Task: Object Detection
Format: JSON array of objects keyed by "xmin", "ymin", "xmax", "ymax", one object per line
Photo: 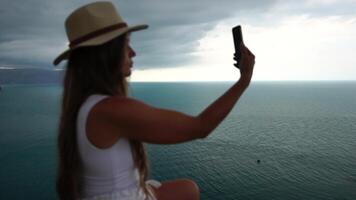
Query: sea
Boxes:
[{"xmin": 0, "ymin": 81, "xmax": 355, "ymax": 200}]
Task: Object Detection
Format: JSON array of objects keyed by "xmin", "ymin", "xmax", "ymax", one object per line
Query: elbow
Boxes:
[
  {"xmin": 199, "ymin": 127, "xmax": 211, "ymax": 139},
  {"xmin": 195, "ymin": 116, "xmax": 210, "ymax": 139},
  {"xmin": 198, "ymin": 131, "xmax": 209, "ymax": 139}
]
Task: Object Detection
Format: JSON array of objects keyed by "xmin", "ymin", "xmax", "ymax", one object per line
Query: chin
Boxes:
[{"xmin": 124, "ymin": 72, "xmax": 131, "ymax": 77}]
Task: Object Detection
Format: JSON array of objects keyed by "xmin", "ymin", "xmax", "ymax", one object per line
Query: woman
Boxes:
[{"xmin": 54, "ymin": 2, "xmax": 255, "ymax": 200}]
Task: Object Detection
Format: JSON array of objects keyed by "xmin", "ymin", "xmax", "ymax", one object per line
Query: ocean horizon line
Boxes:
[{"xmin": 1, "ymin": 80, "xmax": 356, "ymax": 87}]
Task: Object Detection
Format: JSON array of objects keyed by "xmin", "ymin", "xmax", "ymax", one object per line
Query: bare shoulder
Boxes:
[
  {"xmin": 95, "ymin": 96, "xmax": 148, "ymax": 116},
  {"xmin": 85, "ymin": 96, "xmax": 136, "ymax": 148},
  {"xmin": 92, "ymin": 96, "xmax": 151, "ymax": 126}
]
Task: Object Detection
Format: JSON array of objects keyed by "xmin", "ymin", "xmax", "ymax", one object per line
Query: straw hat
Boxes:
[{"xmin": 53, "ymin": 1, "xmax": 148, "ymax": 66}]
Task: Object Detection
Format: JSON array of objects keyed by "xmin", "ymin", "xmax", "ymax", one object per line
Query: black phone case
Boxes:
[{"xmin": 232, "ymin": 25, "xmax": 243, "ymax": 69}]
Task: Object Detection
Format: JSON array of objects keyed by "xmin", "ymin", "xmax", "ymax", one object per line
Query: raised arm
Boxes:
[
  {"xmin": 100, "ymin": 43, "xmax": 255, "ymax": 144},
  {"xmin": 198, "ymin": 43, "xmax": 255, "ymax": 138}
]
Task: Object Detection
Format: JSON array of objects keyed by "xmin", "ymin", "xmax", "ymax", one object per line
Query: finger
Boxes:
[
  {"xmin": 239, "ymin": 42, "xmax": 244, "ymax": 48},
  {"xmin": 240, "ymin": 45, "xmax": 248, "ymax": 54},
  {"xmin": 239, "ymin": 42, "xmax": 246, "ymax": 50},
  {"xmin": 245, "ymin": 46, "xmax": 255, "ymax": 57}
]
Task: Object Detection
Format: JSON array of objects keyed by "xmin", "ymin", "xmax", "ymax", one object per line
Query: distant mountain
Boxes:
[{"xmin": 0, "ymin": 68, "xmax": 65, "ymax": 85}]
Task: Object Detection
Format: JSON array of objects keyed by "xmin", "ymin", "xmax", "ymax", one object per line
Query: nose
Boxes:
[{"xmin": 129, "ymin": 46, "xmax": 136, "ymax": 57}]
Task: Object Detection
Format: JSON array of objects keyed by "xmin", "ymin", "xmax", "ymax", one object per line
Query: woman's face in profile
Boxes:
[{"xmin": 121, "ymin": 33, "xmax": 136, "ymax": 77}]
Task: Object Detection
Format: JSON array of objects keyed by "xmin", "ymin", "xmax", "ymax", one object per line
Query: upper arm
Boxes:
[{"xmin": 100, "ymin": 97, "xmax": 204, "ymax": 144}]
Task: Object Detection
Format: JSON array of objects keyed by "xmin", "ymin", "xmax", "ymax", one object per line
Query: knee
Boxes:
[{"xmin": 180, "ymin": 178, "xmax": 200, "ymax": 200}]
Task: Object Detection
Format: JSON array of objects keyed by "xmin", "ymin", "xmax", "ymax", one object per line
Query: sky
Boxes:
[{"xmin": 0, "ymin": 0, "xmax": 355, "ymax": 81}]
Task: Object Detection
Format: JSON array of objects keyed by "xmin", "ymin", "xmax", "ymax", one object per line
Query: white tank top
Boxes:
[{"xmin": 76, "ymin": 94, "xmax": 140, "ymax": 198}]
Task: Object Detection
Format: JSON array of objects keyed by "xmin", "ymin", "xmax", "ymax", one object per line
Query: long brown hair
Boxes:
[{"xmin": 56, "ymin": 33, "xmax": 154, "ymax": 200}]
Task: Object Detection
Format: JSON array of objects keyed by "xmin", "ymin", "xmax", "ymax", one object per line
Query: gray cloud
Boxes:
[
  {"xmin": 0, "ymin": 0, "xmax": 277, "ymax": 69},
  {"xmin": 276, "ymin": 0, "xmax": 356, "ymax": 16}
]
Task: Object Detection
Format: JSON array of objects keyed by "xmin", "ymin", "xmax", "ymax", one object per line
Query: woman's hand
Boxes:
[{"xmin": 234, "ymin": 43, "xmax": 255, "ymax": 86}]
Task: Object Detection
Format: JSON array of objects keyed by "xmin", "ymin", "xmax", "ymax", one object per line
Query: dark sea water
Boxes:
[{"xmin": 0, "ymin": 82, "xmax": 355, "ymax": 200}]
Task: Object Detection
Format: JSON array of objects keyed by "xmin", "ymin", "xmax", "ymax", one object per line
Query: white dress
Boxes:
[{"xmin": 76, "ymin": 94, "xmax": 162, "ymax": 200}]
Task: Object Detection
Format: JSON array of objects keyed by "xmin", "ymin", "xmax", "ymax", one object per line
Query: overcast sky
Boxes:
[{"xmin": 0, "ymin": 0, "xmax": 355, "ymax": 81}]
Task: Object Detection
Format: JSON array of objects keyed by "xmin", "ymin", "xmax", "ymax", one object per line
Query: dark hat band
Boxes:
[{"xmin": 69, "ymin": 22, "xmax": 128, "ymax": 48}]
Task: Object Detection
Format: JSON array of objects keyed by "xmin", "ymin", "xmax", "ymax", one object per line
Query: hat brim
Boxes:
[{"xmin": 53, "ymin": 24, "xmax": 148, "ymax": 66}]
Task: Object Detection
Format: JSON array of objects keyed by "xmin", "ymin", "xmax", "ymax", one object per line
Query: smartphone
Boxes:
[{"xmin": 232, "ymin": 25, "xmax": 243, "ymax": 69}]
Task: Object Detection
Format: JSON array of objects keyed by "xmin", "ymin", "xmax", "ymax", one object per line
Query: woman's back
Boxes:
[{"xmin": 76, "ymin": 94, "xmax": 140, "ymax": 198}]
